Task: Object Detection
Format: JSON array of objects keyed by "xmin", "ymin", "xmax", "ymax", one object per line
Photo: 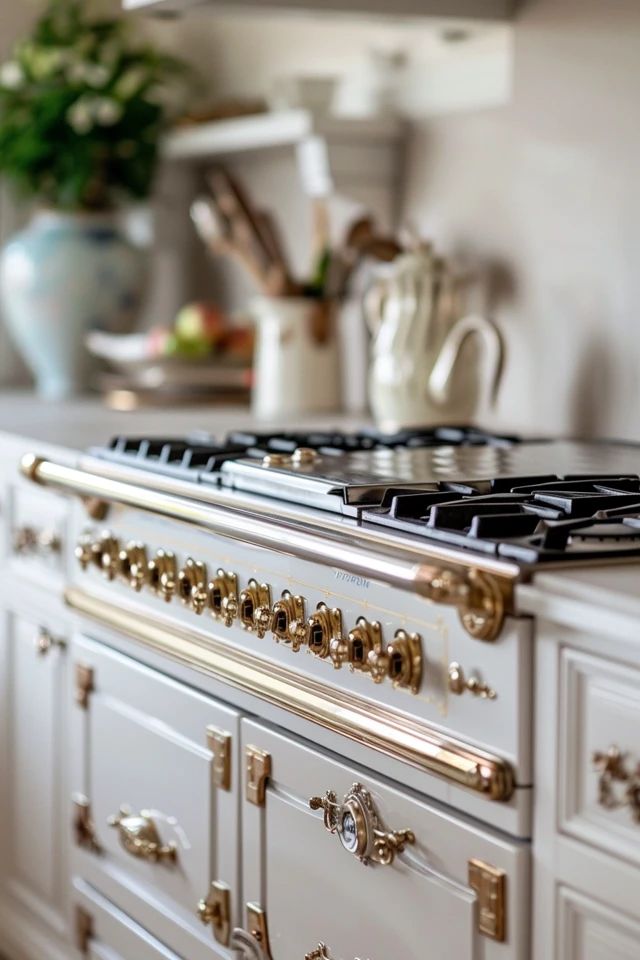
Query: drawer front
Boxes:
[
  {"xmin": 238, "ymin": 719, "xmax": 530, "ymax": 960},
  {"xmin": 71, "ymin": 634, "xmax": 240, "ymax": 959},
  {"xmin": 0, "ymin": 608, "xmax": 69, "ymax": 937},
  {"xmin": 74, "ymin": 878, "xmax": 183, "ymax": 960},
  {"xmin": 7, "ymin": 482, "xmax": 67, "ymax": 584},
  {"xmin": 557, "ymin": 886, "xmax": 640, "ymax": 960},
  {"xmin": 559, "ymin": 648, "xmax": 640, "ymax": 865}
]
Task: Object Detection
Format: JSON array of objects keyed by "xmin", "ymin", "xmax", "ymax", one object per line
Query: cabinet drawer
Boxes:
[
  {"xmin": 71, "ymin": 635, "xmax": 240, "ymax": 960},
  {"xmin": 556, "ymin": 885, "xmax": 640, "ymax": 960},
  {"xmin": 238, "ymin": 719, "xmax": 530, "ymax": 960},
  {"xmin": 559, "ymin": 648, "xmax": 640, "ymax": 866},
  {"xmin": 74, "ymin": 878, "xmax": 183, "ymax": 960},
  {"xmin": 6, "ymin": 482, "xmax": 67, "ymax": 584}
]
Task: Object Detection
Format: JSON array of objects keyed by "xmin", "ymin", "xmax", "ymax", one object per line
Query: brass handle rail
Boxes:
[
  {"xmin": 22, "ymin": 454, "xmax": 513, "ymax": 641},
  {"xmin": 65, "ymin": 586, "xmax": 515, "ymax": 802}
]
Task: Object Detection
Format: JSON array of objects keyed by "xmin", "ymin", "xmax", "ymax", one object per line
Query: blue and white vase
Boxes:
[{"xmin": 0, "ymin": 210, "xmax": 144, "ymax": 399}]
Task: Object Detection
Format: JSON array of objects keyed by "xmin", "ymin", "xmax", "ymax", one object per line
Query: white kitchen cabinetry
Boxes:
[
  {"xmin": 69, "ymin": 634, "xmax": 241, "ymax": 960},
  {"xmin": 0, "ymin": 607, "xmax": 71, "ymax": 956},
  {"xmin": 239, "ymin": 719, "xmax": 530, "ymax": 959},
  {"xmin": 556, "ymin": 887, "xmax": 640, "ymax": 960},
  {"xmin": 124, "ymin": 0, "xmax": 514, "ymax": 22}
]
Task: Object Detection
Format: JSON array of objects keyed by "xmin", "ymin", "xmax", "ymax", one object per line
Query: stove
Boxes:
[{"xmin": 91, "ymin": 427, "xmax": 640, "ymax": 568}]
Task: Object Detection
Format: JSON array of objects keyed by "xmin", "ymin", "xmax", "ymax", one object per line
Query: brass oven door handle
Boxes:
[
  {"xmin": 107, "ymin": 807, "xmax": 177, "ymax": 863},
  {"xmin": 309, "ymin": 782, "xmax": 415, "ymax": 866}
]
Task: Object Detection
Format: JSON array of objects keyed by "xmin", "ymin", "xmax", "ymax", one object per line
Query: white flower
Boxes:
[
  {"xmin": 94, "ymin": 97, "xmax": 123, "ymax": 126},
  {"xmin": 0, "ymin": 61, "xmax": 25, "ymax": 90},
  {"xmin": 67, "ymin": 97, "xmax": 94, "ymax": 135},
  {"xmin": 115, "ymin": 66, "xmax": 148, "ymax": 100},
  {"xmin": 85, "ymin": 63, "xmax": 111, "ymax": 89}
]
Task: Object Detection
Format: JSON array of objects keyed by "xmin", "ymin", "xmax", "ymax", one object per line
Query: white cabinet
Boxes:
[
  {"xmin": 70, "ymin": 635, "xmax": 240, "ymax": 960},
  {"xmin": 556, "ymin": 887, "xmax": 640, "ymax": 960},
  {"xmin": 238, "ymin": 719, "xmax": 530, "ymax": 959},
  {"xmin": 0, "ymin": 609, "xmax": 70, "ymax": 941}
]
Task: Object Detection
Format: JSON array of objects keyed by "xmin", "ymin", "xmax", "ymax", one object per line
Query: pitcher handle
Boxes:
[{"xmin": 428, "ymin": 314, "xmax": 503, "ymax": 407}]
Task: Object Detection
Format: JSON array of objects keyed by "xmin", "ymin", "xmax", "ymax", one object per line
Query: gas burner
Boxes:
[{"xmin": 90, "ymin": 429, "xmax": 640, "ymax": 567}]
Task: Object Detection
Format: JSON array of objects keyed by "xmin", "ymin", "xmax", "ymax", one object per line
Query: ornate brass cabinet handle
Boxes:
[
  {"xmin": 107, "ymin": 807, "xmax": 177, "ymax": 863},
  {"xmin": 448, "ymin": 662, "xmax": 497, "ymax": 700},
  {"xmin": 309, "ymin": 783, "xmax": 415, "ymax": 866},
  {"xmin": 593, "ymin": 746, "xmax": 640, "ymax": 823},
  {"xmin": 13, "ymin": 524, "xmax": 61, "ymax": 556},
  {"xmin": 34, "ymin": 626, "xmax": 66, "ymax": 656}
]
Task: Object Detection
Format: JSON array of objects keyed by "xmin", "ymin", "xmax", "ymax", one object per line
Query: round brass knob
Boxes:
[
  {"xmin": 221, "ymin": 594, "xmax": 238, "ymax": 627},
  {"xmin": 329, "ymin": 637, "xmax": 349, "ymax": 669},
  {"xmin": 74, "ymin": 535, "xmax": 93, "ymax": 571},
  {"xmin": 118, "ymin": 542, "xmax": 148, "ymax": 591},
  {"xmin": 289, "ymin": 618, "xmax": 309, "ymax": 652},
  {"xmin": 367, "ymin": 646, "xmax": 390, "ymax": 685},
  {"xmin": 448, "ymin": 662, "xmax": 496, "ymax": 700},
  {"xmin": 34, "ymin": 627, "xmax": 66, "ymax": 657},
  {"xmin": 254, "ymin": 604, "xmax": 272, "ymax": 639},
  {"xmin": 148, "ymin": 550, "xmax": 177, "ymax": 602},
  {"xmin": 177, "ymin": 558, "xmax": 208, "ymax": 608},
  {"xmin": 95, "ymin": 533, "xmax": 120, "ymax": 581}
]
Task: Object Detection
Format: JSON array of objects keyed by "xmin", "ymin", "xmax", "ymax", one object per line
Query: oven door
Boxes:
[{"xmin": 238, "ymin": 719, "xmax": 530, "ymax": 960}]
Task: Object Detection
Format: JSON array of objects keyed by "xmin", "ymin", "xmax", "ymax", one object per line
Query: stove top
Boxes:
[{"xmin": 91, "ymin": 426, "xmax": 640, "ymax": 567}]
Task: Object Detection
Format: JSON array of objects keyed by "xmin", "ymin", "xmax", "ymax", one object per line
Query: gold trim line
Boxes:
[{"xmin": 64, "ymin": 586, "xmax": 515, "ymax": 802}]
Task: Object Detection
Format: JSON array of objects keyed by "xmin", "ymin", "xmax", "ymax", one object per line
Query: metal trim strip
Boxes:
[{"xmin": 64, "ymin": 585, "xmax": 515, "ymax": 802}]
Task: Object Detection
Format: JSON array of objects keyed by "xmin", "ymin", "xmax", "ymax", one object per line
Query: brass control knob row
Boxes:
[{"xmin": 74, "ymin": 533, "xmax": 423, "ymax": 694}]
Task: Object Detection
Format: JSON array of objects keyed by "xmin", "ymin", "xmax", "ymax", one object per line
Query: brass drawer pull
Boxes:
[
  {"xmin": 197, "ymin": 881, "xmax": 231, "ymax": 946},
  {"xmin": 14, "ymin": 525, "xmax": 61, "ymax": 556},
  {"xmin": 310, "ymin": 782, "xmax": 415, "ymax": 866},
  {"xmin": 593, "ymin": 746, "xmax": 640, "ymax": 823},
  {"xmin": 34, "ymin": 626, "xmax": 66, "ymax": 657},
  {"xmin": 107, "ymin": 807, "xmax": 177, "ymax": 863},
  {"xmin": 448, "ymin": 662, "xmax": 496, "ymax": 700}
]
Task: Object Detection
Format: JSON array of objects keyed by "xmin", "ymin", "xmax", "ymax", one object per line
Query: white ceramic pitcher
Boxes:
[{"xmin": 365, "ymin": 249, "xmax": 503, "ymax": 431}]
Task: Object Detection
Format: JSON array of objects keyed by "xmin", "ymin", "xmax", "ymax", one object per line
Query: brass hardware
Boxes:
[
  {"xmin": 207, "ymin": 725, "xmax": 231, "ymax": 791},
  {"xmin": 198, "ymin": 881, "xmax": 231, "ymax": 946},
  {"xmin": 308, "ymin": 603, "xmax": 343, "ymax": 660},
  {"xmin": 423, "ymin": 567, "xmax": 506, "ymax": 642},
  {"xmin": 306, "ymin": 947, "xmax": 332, "ymax": 960},
  {"xmin": 75, "ymin": 663, "xmax": 94, "ymax": 710},
  {"xmin": 239, "ymin": 580, "xmax": 272, "ymax": 637},
  {"xmin": 72, "ymin": 793, "xmax": 102, "ymax": 854},
  {"xmin": 386, "ymin": 629, "xmax": 423, "ymax": 694},
  {"xmin": 292, "ymin": 447, "xmax": 320, "ymax": 465},
  {"xmin": 94, "ymin": 531, "xmax": 121, "ymax": 581},
  {"xmin": 65, "ymin": 587, "xmax": 516, "ymax": 801},
  {"xmin": 448, "ymin": 662, "xmax": 497, "ymax": 700},
  {"xmin": 178, "ymin": 557, "xmax": 208, "ymax": 611},
  {"xmin": 271, "ymin": 591, "xmax": 305, "ymax": 644},
  {"xmin": 13, "ymin": 525, "xmax": 61, "ymax": 556},
  {"xmin": 208, "ymin": 569, "xmax": 239, "ymax": 625},
  {"xmin": 118, "ymin": 541, "xmax": 148, "ymax": 591},
  {"xmin": 245, "ymin": 745, "xmax": 271, "ymax": 806},
  {"xmin": 34, "ymin": 626, "xmax": 66, "ymax": 656},
  {"xmin": 310, "ymin": 782, "xmax": 415, "ymax": 866},
  {"xmin": 347, "ymin": 617, "xmax": 378, "ymax": 672},
  {"xmin": 74, "ymin": 904, "xmax": 94, "ymax": 956},
  {"xmin": 24, "ymin": 456, "xmax": 517, "ymax": 642},
  {"xmin": 148, "ymin": 549, "xmax": 177, "ymax": 602},
  {"xmin": 593, "ymin": 746, "xmax": 640, "ymax": 823},
  {"xmin": 82, "ymin": 495, "xmax": 109, "ymax": 521},
  {"xmin": 468, "ymin": 858, "xmax": 506, "ymax": 941},
  {"xmin": 75, "ymin": 534, "xmax": 94, "ymax": 570},
  {"xmin": 261, "ymin": 453, "xmax": 290, "ymax": 467},
  {"xmin": 107, "ymin": 807, "xmax": 177, "ymax": 863},
  {"xmin": 231, "ymin": 903, "xmax": 273, "ymax": 960}
]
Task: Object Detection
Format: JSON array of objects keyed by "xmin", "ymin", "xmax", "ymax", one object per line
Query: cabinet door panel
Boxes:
[
  {"xmin": 72, "ymin": 634, "xmax": 240, "ymax": 960},
  {"xmin": 240, "ymin": 719, "xmax": 529, "ymax": 960},
  {"xmin": 0, "ymin": 610, "xmax": 68, "ymax": 936},
  {"xmin": 557, "ymin": 886, "xmax": 640, "ymax": 960}
]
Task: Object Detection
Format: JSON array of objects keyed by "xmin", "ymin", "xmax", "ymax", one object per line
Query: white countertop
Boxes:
[{"xmin": 0, "ymin": 390, "xmax": 364, "ymax": 451}]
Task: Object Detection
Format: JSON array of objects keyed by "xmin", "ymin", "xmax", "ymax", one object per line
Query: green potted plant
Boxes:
[{"xmin": 0, "ymin": 0, "xmax": 189, "ymax": 398}]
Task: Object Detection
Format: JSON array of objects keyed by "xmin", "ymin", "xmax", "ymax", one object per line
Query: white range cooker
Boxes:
[{"xmin": 1, "ymin": 410, "xmax": 639, "ymax": 960}]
